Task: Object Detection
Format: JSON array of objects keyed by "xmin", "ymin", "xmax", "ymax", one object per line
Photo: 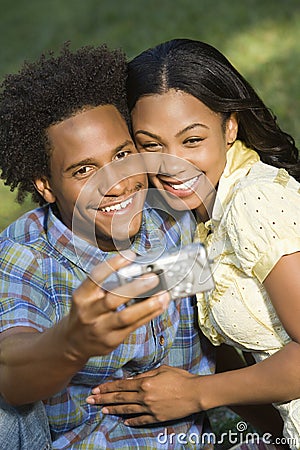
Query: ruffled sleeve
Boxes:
[{"xmin": 226, "ymin": 169, "xmax": 300, "ymax": 282}]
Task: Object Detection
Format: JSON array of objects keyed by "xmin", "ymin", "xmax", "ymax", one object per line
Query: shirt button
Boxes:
[{"xmin": 159, "ymin": 335, "xmax": 165, "ymax": 346}]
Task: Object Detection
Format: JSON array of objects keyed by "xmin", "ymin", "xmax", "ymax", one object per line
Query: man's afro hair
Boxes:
[{"xmin": 0, "ymin": 43, "xmax": 129, "ymax": 204}]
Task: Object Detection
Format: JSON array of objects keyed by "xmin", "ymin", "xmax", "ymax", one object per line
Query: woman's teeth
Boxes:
[
  {"xmin": 100, "ymin": 197, "xmax": 133, "ymax": 212},
  {"xmin": 169, "ymin": 175, "xmax": 199, "ymax": 190}
]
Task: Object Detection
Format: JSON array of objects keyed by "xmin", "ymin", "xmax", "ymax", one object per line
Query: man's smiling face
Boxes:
[{"xmin": 36, "ymin": 105, "xmax": 147, "ymax": 251}]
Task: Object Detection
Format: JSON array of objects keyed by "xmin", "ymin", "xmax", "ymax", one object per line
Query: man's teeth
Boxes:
[
  {"xmin": 169, "ymin": 176, "xmax": 199, "ymax": 190},
  {"xmin": 100, "ymin": 197, "xmax": 133, "ymax": 212}
]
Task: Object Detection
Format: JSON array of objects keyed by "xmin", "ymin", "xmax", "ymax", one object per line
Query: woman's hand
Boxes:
[{"xmin": 86, "ymin": 365, "xmax": 201, "ymax": 426}]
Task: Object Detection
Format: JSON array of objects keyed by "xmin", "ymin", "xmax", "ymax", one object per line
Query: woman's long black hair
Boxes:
[{"xmin": 127, "ymin": 38, "xmax": 300, "ymax": 181}]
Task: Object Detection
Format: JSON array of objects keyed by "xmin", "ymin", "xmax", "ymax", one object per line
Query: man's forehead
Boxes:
[
  {"xmin": 49, "ymin": 104, "xmax": 124, "ymax": 130},
  {"xmin": 47, "ymin": 105, "xmax": 132, "ymax": 153}
]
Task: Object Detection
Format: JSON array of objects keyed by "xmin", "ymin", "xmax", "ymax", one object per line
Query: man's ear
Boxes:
[
  {"xmin": 226, "ymin": 113, "xmax": 238, "ymax": 146},
  {"xmin": 34, "ymin": 177, "xmax": 56, "ymax": 203}
]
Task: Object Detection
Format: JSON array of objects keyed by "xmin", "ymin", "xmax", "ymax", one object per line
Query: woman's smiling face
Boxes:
[{"xmin": 132, "ymin": 89, "xmax": 237, "ymax": 220}]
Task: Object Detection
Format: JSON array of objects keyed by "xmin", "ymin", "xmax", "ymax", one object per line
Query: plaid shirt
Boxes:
[{"xmin": 0, "ymin": 197, "xmax": 215, "ymax": 449}]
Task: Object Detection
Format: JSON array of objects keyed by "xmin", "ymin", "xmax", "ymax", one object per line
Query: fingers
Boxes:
[
  {"xmin": 82, "ymin": 250, "xmax": 136, "ymax": 293},
  {"xmin": 123, "ymin": 415, "xmax": 157, "ymax": 426},
  {"xmin": 86, "ymin": 291, "xmax": 169, "ymax": 353},
  {"xmin": 87, "ymin": 391, "xmax": 143, "ymax": 406},
  {"xmin": 108, "ymin": 291, "xmax": 169, "ymax": 330},
  {"xmin": 91, "ymin": 378, "xmax": 141, "ymax": 396},
  {"xmin": 92, "ymin": 250, "xmax": 137, "ymax": 285},
  {"xmin": 133, "ymin": 369, "xmax": 161, "ymax": 379},
  {"xmin": 68, "ymin": 253, "xmax": 171, "ymax": 357},
  {"xmin": 73, "ymin": 251, "xmax": 167, "ymax": 318},
  {"xmin": 86, "ymin": 371, "xmax": 161, "ymax": 405},
  {"xmin": 85, "ymin": 389, "xmax": 158, "ymax": 426},
  {"xmin": 91, "ymin": 368, "xmax": 161, "ymax": 395},
  {"xmin": 72, "ymin": 252, "xmax": 135, "ymax": 313},
  {"xmin": 111, "ymin": 273, "xmax": 159, "ymax": 302},
  {"xmin": 103, "ymin": 404, "xmax": 158, "ymax": 427}
]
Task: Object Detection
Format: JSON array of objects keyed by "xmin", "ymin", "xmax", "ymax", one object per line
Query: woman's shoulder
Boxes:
[
  {"xmin": 232, "ymin": 161, "xmax": 300, "ymax": 203},
  {"xmin": 244, "ymin": 160, "xmax": 295, "ymax": 183},
  {"xmin": 224, "ymin": 160, "xmax": 300, "ymax": 244}
]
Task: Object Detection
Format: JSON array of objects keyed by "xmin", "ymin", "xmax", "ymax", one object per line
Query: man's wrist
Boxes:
[{"xmin": 48, "ymin": 316, "xmax": 88, "ymax": 368}]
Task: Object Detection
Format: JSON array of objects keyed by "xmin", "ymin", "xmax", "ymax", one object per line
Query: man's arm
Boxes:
[{"xmin": 0, "ymin": 253, "xmax": 169, "ymax": 405}]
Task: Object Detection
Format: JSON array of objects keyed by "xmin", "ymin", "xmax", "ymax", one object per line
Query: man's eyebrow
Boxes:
[
  {"xmin": 64, "ymin": 158, "xmax": 97, "ymax": 173},
  {"xmin": 64, "ymin": 140, "xmax": 134, "ymax": 173},
  {"xmin": 135, "ymin": 123, "xmax": 209, "ymax": 140},
  {"xmin": 114, "ymin": 139, "xmax": 134, "ymax": 153}
]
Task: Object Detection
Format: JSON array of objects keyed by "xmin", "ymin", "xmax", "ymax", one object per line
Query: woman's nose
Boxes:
[
  {"xmin": 159, "ymin": 153, "xmax": 187, "ymax": 176},
  {"xmin": 141, "ymin": 152, "xmax": 188, "ymax": 177}
]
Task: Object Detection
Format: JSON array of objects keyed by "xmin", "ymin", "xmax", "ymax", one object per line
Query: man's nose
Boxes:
[
  {"xmin": 97, "ymin": 171, "xmax": 130, "ymax": 197},
  {"xmin": 96, "ymin": 156, "xmax": 145, "ymax": 196}
]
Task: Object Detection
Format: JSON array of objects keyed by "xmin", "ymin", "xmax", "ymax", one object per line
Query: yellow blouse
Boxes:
[{"xmin": 195, "ymin": 140, "xmax": 300, "ymax": 445}]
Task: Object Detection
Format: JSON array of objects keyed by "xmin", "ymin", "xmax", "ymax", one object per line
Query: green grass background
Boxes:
[
  {"xmin": 0, "ymin": 0, "xmax": 298, "ymax": 441},
  {"xmin": 1, "ymin": 0, "xmax": 300, "ymax": 231}
]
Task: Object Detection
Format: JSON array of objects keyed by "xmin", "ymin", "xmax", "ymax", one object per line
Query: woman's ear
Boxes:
[
  {"xmin": 226, "ymin": 113, "xmax": 238, "ymax": 146},
  {"xmin": 34, "ymin": 177, "xmax": 56, "ymax": 203}
]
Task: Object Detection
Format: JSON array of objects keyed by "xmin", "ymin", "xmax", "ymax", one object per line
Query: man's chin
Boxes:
[
  {"xmin": 109, "ymin": 226, "xmax": 141, "ymax": 249},
  {"xmin": 93, "ymin": 221, "xmax": 142, "ymax": 252}
]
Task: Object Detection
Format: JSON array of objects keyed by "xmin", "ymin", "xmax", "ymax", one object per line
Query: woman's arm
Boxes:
[
  {"xmin": 216, "ymin": 345, "xmax": 284, "ymax": 436},
  {"xmin": 87, "ymin": 252, "xmax": 300, "ymax": 426},
  {"xmin": 200, "ymin": 251, "xmax": 300, "ymax": 410},
  {"xmin": 0, "ymin": 254, "xmax": 169, "ymax": 406}
]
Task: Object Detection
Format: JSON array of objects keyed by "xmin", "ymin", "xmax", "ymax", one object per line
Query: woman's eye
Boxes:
[
  {"xmin": 140, "ymin": 142, "xmax": 161, "ymax": 152},
  {"xmin": 183, "ymin": 137, "xmax": 204, "ymax": 145}
]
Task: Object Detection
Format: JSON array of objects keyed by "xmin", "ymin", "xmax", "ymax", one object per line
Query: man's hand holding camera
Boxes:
[{"xmin": 64, "ymin": 251, "xmax": 171, "ymax": 363}]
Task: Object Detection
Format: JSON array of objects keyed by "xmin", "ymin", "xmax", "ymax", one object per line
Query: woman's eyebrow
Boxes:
[
  {"xmin": 134, "ymin": 123, "xmax": 209, "ymax": 140},
  {"xmin": 175, "ymin": 123, "xmax": 209, "ymax": 138},
  {"xmin": 134, "ymin": 130, "xmax": 159, "ymax": 139}
]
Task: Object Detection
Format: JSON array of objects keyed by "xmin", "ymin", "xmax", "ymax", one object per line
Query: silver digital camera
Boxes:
[{"xmin": 102, "ymin": 243, "xmax": 214, "ymax": 303}]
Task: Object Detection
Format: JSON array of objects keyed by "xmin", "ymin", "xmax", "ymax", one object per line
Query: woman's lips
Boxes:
[{"xmin": 158, "ymin": 174, "xmax": 202, "ymax": 197}]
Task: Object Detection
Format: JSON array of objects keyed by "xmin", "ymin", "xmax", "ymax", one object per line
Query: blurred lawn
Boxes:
[
  {"xmin": 0, "ymin": 0, "xmax": 298, "ymax": 440},
  {"xmin": 1, "ymin": 0, "xmax": 300, "ymax": 230}
]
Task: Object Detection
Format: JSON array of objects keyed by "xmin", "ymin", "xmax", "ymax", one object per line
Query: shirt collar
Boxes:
[
  {"xmin": 46, "ymin": 203, "xmax": 166, "ymax": 274},
  {"xmin": 46, "ymin": 208, "xmax": 103, "ymax": 273},
  {"xmin": 211, "ymin": 140, "xmax": 260, "ymax": 223}
]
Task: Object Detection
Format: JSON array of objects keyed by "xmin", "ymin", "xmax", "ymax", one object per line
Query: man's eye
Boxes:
[
  {"xmin": 114, "ymin": 150, "xmax": 130, "ymax": 160},
  {"xmin": 73, "ymin": 166, "xmax": 94, "ymax": 177}
]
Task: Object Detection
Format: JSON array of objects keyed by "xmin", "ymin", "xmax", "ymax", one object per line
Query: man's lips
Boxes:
[{"xmin": 91, "ymin": 193, "xmax": 137, "ymax": 214}]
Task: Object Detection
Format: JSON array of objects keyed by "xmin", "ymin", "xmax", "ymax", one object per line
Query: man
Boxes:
[{"xmin": 0, "ymin": 44, "xmax": 214, "ymax": 449}]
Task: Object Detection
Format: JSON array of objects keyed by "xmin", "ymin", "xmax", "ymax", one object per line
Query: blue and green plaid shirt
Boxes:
[{"xmin": 0, "ymin": 199, "xmax": 215, "ymax": 449}]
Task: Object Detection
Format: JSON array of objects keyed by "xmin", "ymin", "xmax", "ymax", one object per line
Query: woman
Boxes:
[{"xmin": 87, "ymin": 39, "xmax": 300, "ymax": 446}]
